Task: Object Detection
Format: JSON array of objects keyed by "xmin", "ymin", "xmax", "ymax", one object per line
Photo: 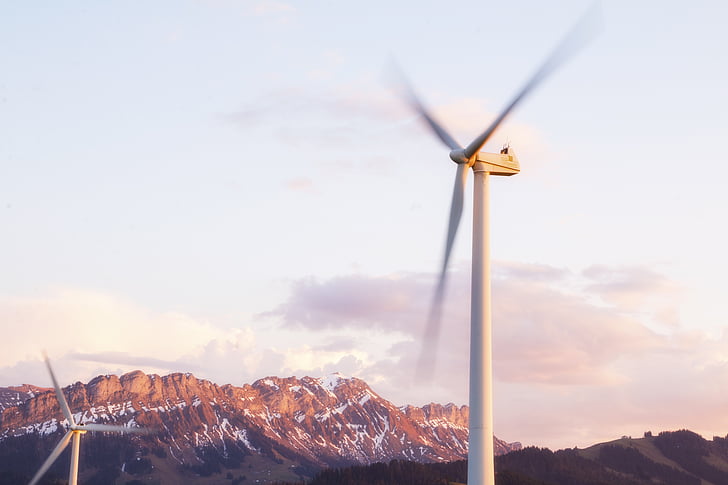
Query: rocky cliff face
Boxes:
[
  {"xmin": 0, "ymin": 384, "xmax": 50, "ymax": 413},
  {"xmin": 0, "ymin": 371, "xmax": 521, "ymax": 470}
]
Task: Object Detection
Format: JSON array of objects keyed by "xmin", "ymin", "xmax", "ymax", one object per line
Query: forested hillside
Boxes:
[{"xmin": 272, "ymin": 430, "xmax": 728, "ymax": 485}]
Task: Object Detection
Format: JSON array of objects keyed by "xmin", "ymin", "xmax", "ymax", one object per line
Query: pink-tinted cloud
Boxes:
[
  {"xmin": 495, "ymin": 330, "xmax": 728, "ymax": 448},
  {"xmin": 581, "ymin": 264, "xmax": 682, "ymax": 327},
  {"xmin": 3, "ymin": 264, "xmax": 725, "ymax": 450},
  {"xmin": 492, "ymin": 265, "xmax": 665, "ymax": 385},
  {"xmin": 263, "ymin": 272, "xmax": 432, "ymax": 332},
  {"xmin": 425, "ymin": 97, "xmax": 548, "ymax": 157},
  {"xmin": 269, "ymin": 263, "xmax": 669, "ymax": 387},
  {"xmin": 494, "ymin": 261, "xmax": 569, "ymax": 282},
  {"xmin": 252, "ymin": 261, "xmax": 728, "ymax": 448},
  {"xmin": 0, "ymin": 289, "xmax": 229, "ymax": 369},
  {"xmin": 0, "ymin": 289, "xmax": 267, "ymax": 387},
  {"xmin": 263, "ymin": 263, "xmax": 724, "ymax": 449}
]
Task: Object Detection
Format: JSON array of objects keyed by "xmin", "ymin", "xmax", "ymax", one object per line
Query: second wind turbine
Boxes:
[{"xmin": 399, "ymin": 9, "xmax": 596, "ymax": 485}]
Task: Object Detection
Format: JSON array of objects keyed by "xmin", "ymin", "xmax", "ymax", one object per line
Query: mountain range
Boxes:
[
  {"xmin": 6, "ymin": 370, "xmax": 725, "ymax": 485},
  {"xmin": 0, "ymin": 370, "xmax": 520, "ymax": 483}
]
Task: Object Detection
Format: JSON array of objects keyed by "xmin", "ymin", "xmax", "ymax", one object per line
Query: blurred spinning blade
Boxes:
[{"xmin": 396, "ymin": 3, "xmax": 600, "ymax": 379}]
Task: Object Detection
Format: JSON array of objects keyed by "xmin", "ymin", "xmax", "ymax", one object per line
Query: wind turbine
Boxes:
[
  {"xmin": 29, "ymin": 354, "xmax": 151, "ymax": 485},
  {"xmin": 398, "ymin": 9, "xmax": 597, "ymax": 485}
]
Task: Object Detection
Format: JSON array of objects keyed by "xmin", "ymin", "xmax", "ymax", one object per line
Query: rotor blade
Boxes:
[
  {"xmin": 42, "ymin": 352, "xmax": 75, "ymax": 426},
  {"xmin": 28, "ymin": 430, "xmax": 73, "ymax": 485},
  {"xmin": 391, "ymin": 64, "xmax": 461, "ymax": 151},
  {"xmin": 463, "ymin": 3, "xmax": 600, "ymax": 159},
  {"xmin": 441, "ymin": 162, "xmax": 468, "ymax": 279},
  {"xmin": 417, "ymin": 163, "xmax": 469, "ymax": 378},
  {"xmin": 82, "ymin": 423, "xmax": 154, "ymax": 435}
]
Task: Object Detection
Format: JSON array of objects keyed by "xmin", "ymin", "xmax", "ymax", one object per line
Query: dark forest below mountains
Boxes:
[
  {"xmin": 268, "ymin": 430, "xmax": 728, "ymax": 485},
  {"xmin": 4, "ymin": 429, "xmax": 728, "ymax": 484}
]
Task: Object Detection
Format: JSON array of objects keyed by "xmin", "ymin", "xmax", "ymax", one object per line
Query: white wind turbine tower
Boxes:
[
  {"xmin": 399, "ymin": 8, "xmax": 597, "ymax": 485},
  {"xmin": 28, "ymin": 354, "xmax": 151, "ymax": 485}
]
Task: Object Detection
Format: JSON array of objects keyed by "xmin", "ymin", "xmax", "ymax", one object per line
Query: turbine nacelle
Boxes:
[
  {"xmin": 474, "ymin": 148, "xmax": 520, "ymax": 176},
  {"xmin": 448, "ymin": 147, "xmax": 520, "ymax": 176}
]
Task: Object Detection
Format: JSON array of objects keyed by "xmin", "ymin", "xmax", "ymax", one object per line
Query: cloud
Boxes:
[
  {"xmin": 2, "ymin": 264, "xmax": 726, "ymax": 450},
  {"xmin": 267, "ymin": 263, "xmax": 669, "ymax": 388},
  {"xmin": 263, "ymin": 272, "xmax": 431, "ymax": 332},
  {"xmin": 251, "ymin": 260, "xmax": 728, "ymax": 449},
  {"xmin": 496, "ymin": 328, "xmax": 728, "ymax": 448},
  {"xmin": 0, "ymin": 289, "xmax": 262, "ymax": 386},
  {"xmin": 224, "ymin": 84, "xmax": 407, "ymax": 131},
  {"xmin": 492, "ymin": 264, "xmax": 666, "ymax": 385},
  {"xmin": 581, "ymin": 264, "xmax": 682, "ymax": 327},
  {"xmin": 0, "ymin": 289, "xmax": 223, "ymax": 366},
  {"xmin": 281, "ymin": 345, "xmax": 368, "ymax": 378},
  {"xmin": 428, "ymin": 97, "xmax": 548, "ymax": 156},
  {"xmin": 70, "ymin": 351, "xmax": 188, "ymax": 371},
  {"xmin": 221, "ymin": 85, "xmax": 411, "ymax": 174},
  {"xmin": 494, "ymin": 260, "xmax": 569, "ymax": 282},
  {"xmin": 172, "ymin": 328, "xmax": 278, "ymax": 386},
  {"xmin": 222, "ymin": 82, "xmax": 553, "ymax": 187},
  {"xmin": 311, "ymin": 336, "xmax": 359, "ymax": 352}
]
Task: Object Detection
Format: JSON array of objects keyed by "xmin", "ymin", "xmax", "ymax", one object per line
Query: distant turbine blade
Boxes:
[
  {"xmin": 28, "ymin": 430, "xmax": 73, "ymax": 485},
  {"xmin": 82, "ymin": 423, "xmax": 153, "ymax": 434},
  {"xmin": 463, "ymin": 3, "xmax": 600, "ymax": 159},
  {"xmin": 391, "ymin": 65, "xmax": 461, "ymax": 151},
  {"xmin": 418, "ymin": 162, "xmax": 469, "ymax": 378},
  {"xmin": 43, "ymin": 352, "xmax": 75, "ymax": 426}
]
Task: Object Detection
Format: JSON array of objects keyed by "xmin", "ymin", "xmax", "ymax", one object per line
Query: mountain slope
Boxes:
[{"xmin": 0, "ymin": 384, "xmax": 50, "ymax": 413}]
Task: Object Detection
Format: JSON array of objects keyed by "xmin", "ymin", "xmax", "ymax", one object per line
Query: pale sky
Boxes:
[{"xmin": 2, "ymin": 0, "xmax": 728, "ymax": 450}]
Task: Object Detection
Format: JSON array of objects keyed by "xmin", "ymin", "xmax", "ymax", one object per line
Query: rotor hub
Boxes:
[{"xmin": 448, "ymin": 148, "xmax": 471, "ymax": 165}]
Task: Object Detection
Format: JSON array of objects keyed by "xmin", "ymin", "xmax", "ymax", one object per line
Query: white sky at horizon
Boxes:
[{"xmin": 2, "ymin": 0, "xmax": 728, "ymax": 450}]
